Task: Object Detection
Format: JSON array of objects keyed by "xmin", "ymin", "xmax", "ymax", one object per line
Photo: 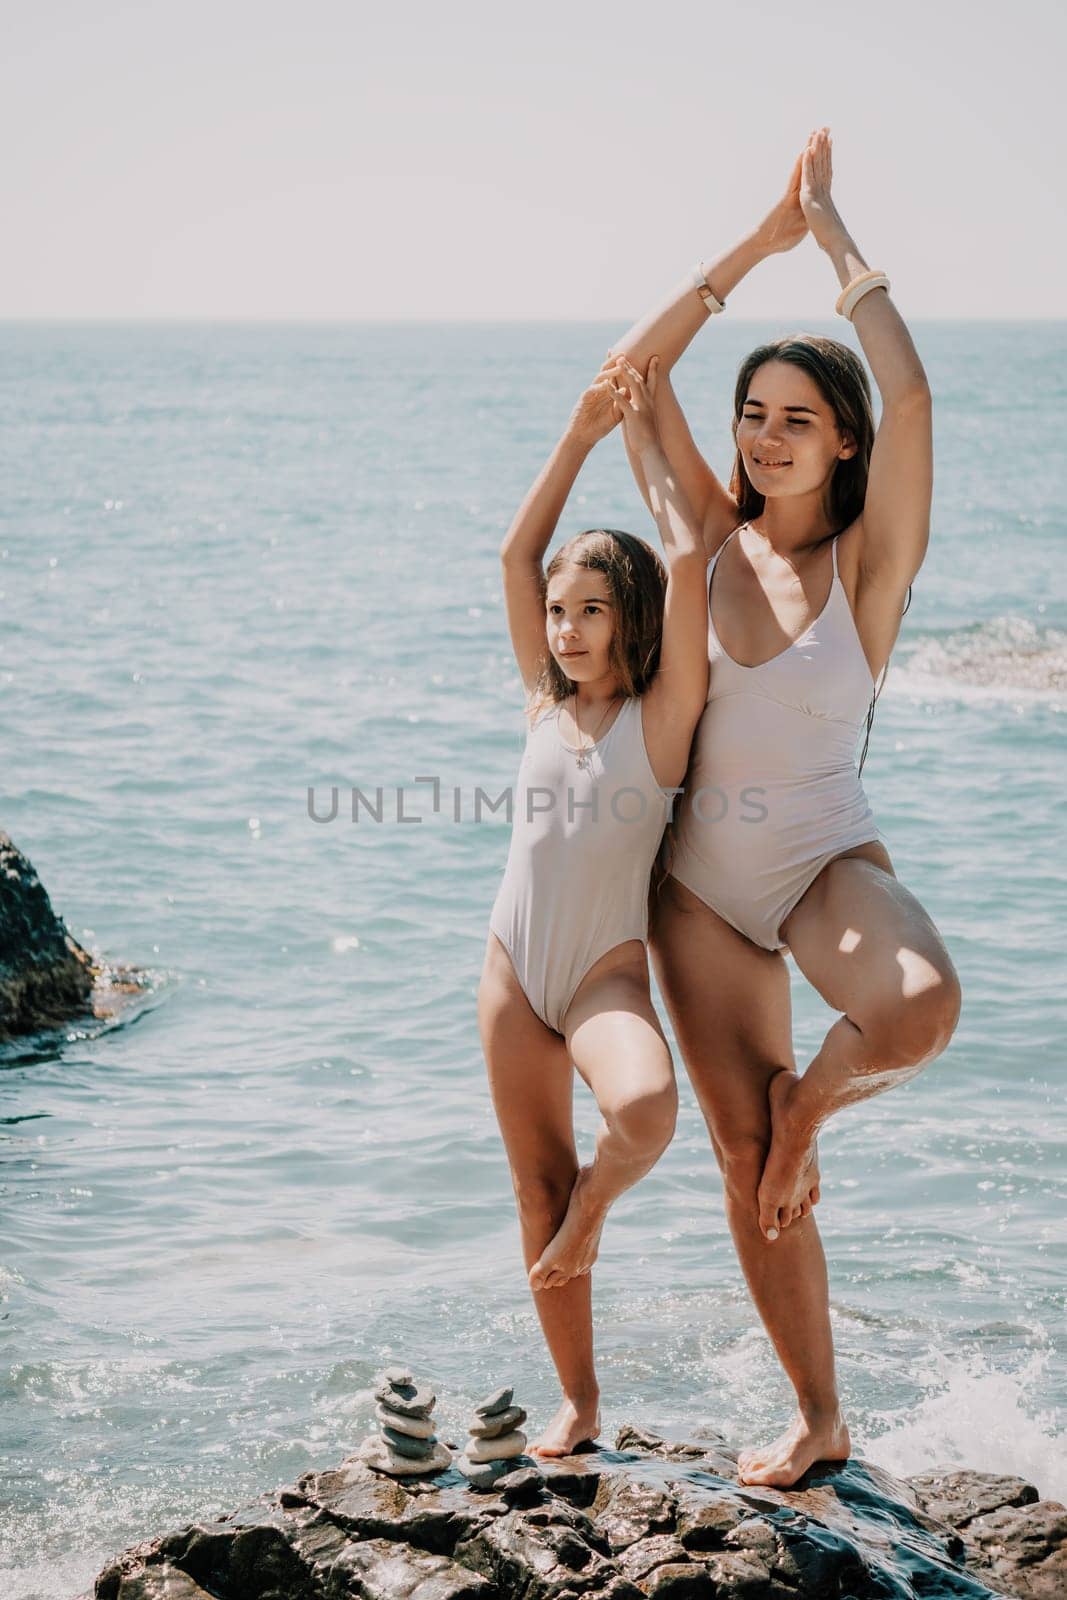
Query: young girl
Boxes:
[
  {"xmin": 478, "ymin": 356, "xmax": 708, "ymax": 1458},
  {"xmin": 610, "ymin": 127, "xmax": 962, "ymax": 1488}
]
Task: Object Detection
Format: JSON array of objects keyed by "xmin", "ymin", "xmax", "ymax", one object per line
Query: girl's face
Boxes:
[
  {"xmin": 545, "ymin": 563, "xmax": 617, "ymax": 683},
  {"xmin": 736, "ymin": 360, "xmax": 855, "ymax": 499}
]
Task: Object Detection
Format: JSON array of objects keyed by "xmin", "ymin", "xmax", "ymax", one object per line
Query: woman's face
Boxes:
[
  {"xmin": 736, "ymin": 360, "xmax": 855, "ymax": 499},
  {"xmin": 545, "ymin": 563, "xmax": 616, "ymax": 684}
]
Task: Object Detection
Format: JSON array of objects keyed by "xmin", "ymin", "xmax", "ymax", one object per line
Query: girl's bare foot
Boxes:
[
  {"xmin": 528, "ymin": 1393, "xmax": 602, "ymax": 1457},
  {"xmin": 528, "ymin": 1165, "xmax": 606, "ymax": 1291},
  {"xmin": 737, "ymin": 1407, "xmax": 850, "ymax": 1488},
  {"xmin": 757, "ymin": 1069, "xmax": 821, "ymax": 1240}
]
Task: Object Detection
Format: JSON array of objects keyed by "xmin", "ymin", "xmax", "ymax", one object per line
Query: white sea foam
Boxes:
[
  {"xmin": 855, "ymin": 1347, "xmax": 1067, "ymax": 1504},
  {"xmin": 890, "ymin": 617, "xmax": 1067, "ymax": 709}
]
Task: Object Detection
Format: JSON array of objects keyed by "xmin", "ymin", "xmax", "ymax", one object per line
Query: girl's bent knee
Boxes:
[{"xmin": 610, "ymin": 1082, "xmax": 678, "ymax": 1156}]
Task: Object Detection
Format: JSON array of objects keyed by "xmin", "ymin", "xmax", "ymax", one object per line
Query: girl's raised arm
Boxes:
[
  {"xmin": 607, "ymin": 355, "xmax": 709, "ymax": 789},
  {"xmin": 802, "ymin": 128, "xmax": 932, "ymax": 600},
  {"xmin": 609, "ymin": 148, "xmax": 809, "ymax": 544},
  {"xmin": 499, "ymin": 378, "xmax": 618, "ymax": 696}
]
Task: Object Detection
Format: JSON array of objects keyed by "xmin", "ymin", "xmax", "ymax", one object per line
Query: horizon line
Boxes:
[{"xmin": 1, "ymin": 314, "xmax": 1064, "ymax": 326}]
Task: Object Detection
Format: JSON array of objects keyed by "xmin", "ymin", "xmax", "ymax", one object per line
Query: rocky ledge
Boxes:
[{"xmin": 86, "ymin": 1422, "xmax": 1065, "ymax": 1599}]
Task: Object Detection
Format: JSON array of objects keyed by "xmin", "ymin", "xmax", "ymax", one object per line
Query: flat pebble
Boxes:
[
  {"xmin": 357, "ymin": 1434, "xmax": 452, "ymax": 1477},
  {"xmin": 374, "ymin": 1402, "xmax": 435, "ymax": 1439},
  {"xmin": 381, "ymin": 1426, "xmax": 437, "ymax": 1460},
  {"xmin": 379, "ymin": 1365, "xmax": 413, "ymax": 1388},
  {"xmin": 372, "ymin": 1380, "xmax": 435, "ymax": 1417},
  {"xmin": 473, "ymin": 1386, "xmax": 514, "ymax": 1418},
  {"xmin": 465, "ymin": 1429, "xmax": 527, "ymax": 1464},
  {"xmin": 469, "ymin": 1405, "xmax": 527, "ymax": 1439}
]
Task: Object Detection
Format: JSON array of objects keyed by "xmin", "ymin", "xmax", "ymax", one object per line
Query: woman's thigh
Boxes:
[
  {"xmin": 650, "ymin": 877, "xmax": 795, "ymax": 1161},
  {"xmin": 780, "ymin": 849, "xmax": 961, "ymax": 1055},
  {"xmin": 478, "ymin": 933, "xmax": 578, "ymax": 1185}
]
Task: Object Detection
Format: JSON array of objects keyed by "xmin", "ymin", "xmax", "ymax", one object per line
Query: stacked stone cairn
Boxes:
[
  {"xmin": 357, "ymin": 1366, "xmax": 452, "ymax": 1477},
  {"xmin": 455, "ymin": 1384, "xmax": 531, "ymax": 1489}
]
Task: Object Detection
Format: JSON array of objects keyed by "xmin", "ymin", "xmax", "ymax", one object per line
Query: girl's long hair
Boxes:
[{"xmin": 526, "ymin": 528, "xmax": 667, "ymax": 721}]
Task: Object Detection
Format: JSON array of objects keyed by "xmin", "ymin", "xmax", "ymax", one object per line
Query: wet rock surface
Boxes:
[
  {"xmin": 83, "ymin": 1422, "xmax": 1065, "ymax": 1598},
  {"xmin": 0, "ymin": 830, "xmax": 145, "ymax": 1040}
]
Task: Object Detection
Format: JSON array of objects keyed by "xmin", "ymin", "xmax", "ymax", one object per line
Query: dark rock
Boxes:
[
  {"xmin": 89, "ymin": 1421, "xmax": 1058, "ymax": 1599},
  {"xmin": 645, "ymin": 1564, "xmax": 719, "ymax": 1598},
  {"xmin": 0, "ymin": 830, "xmax": 96, "ymax": 1038},
  {"xmin": 614, "ymin": 1532, "xmax": 691, "ymax": 1582},
  {"xmin": 909, "ymin": 1469, "xmax": 1042, "ymax": 1528},
  {"xmin": 957, "ymin": 1497, "xmax": 1067, "ymax": 1598},
  {"xmin": 592, "ymin": 1475, "xmax": 677, "ymax": 1551},
  {"xmin": 0, "ymin": 830, "xmax": 148, "ymax": 1041},
  {"xmin": 499, "ymin": 1465, "xmax": 547, "ymax": 1507},
  {"xmin": 453, "ymin": 1501, "xmax": 637, "ymax": 1598},
  {"xmin": 327, "ymin": 1535, "xmax": 495, "ymax": 1598},
  {"xmin": 455, "ymin": 1456, "xmax": 518, "ymax": 1492},
  {"xmin": 93, "ymin": 1559, "xmax": 217, "ymax": 1598}
]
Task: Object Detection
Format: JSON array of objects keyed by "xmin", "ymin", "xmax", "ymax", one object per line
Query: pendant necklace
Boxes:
[{"xmin": 572, "ymin": 694, "xmax": 620, "ymax": 772}]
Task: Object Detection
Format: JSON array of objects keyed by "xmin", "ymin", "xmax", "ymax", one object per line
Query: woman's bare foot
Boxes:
[
  {"xmin": 528, "ymin": 1393, "xmax": 602, "ymax": 1457},
  {"xmin": 528, "ymin": 1165, "xmax": 606, "ymax": 1291},
  {"xmin": 737, "ymin": 1407, "xmax": 850, "ymax": 1488},
  {"xmin": 757, "ymin": 1070, "xmax": 821, "ymax": 1241}
]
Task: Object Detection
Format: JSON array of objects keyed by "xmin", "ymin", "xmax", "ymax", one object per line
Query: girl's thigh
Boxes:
[
  {"xmin": 562, "ymin": 941, "xmax": 675, "ymax": 1119},
  {"xmin": 478, "ymin": 933, "xmax": 577, "ymax": 1180},
  {"xmin": 649, "ymin": 877, "xmax": 795, "ymax": 1159}
]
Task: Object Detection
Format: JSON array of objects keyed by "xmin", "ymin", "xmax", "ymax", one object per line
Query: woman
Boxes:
[
  {"xmin": 572, "ymin": 128, "xmax": 961, "ymax": 1487},
  {"xmin": 478, "ymin": 356, "xmax": 709, "ymax": 1456}
]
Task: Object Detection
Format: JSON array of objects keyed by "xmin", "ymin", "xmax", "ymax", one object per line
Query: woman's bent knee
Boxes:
[
  {"xmin": 512, "ymin": 1170, "xmax": 577, "ymax": 1228},
  {"xmin": 863, "ymin": 961, "xmax": 962, "ymax": 1069},
  {"xmin": 717, "ymin": 1132, "xmax": 771, "ymax": 1199}
]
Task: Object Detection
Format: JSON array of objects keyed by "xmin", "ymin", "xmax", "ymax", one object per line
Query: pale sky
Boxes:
[{"xmin": 4, "ymin": 0, "xmax": 1064, "ymax": 319}]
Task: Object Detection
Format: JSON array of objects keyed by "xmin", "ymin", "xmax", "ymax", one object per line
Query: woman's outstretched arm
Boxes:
[
  {"xmin": 499, "ymin": 377, "xmax": 618, "ymax": 695},
  {"xmin": 802, "ymin": 127, "xmax": 932, "ymax": 593},
  {"xmin": 612, "ymin": 147, "xmax": 810, "ymax": 538}
]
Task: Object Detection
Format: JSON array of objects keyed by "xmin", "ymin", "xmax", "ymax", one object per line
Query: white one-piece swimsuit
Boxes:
[
  {"xmin": 670, "ymin": 529, "xmax": 884, "ymax": 952},
  {"xmin": 490, "ymin": 694, "xmax": 670, "ymax": 1035}
]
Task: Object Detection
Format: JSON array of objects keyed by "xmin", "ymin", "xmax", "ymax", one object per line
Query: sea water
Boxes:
[{"xmin": 0, "ymin": 321, "xmax": 1064, "ymax": 1598}]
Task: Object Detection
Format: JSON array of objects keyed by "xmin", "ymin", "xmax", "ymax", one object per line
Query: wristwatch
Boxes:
[{"xmin": 692, "ymin": 262, "xmax": 726, "ymax": 314}]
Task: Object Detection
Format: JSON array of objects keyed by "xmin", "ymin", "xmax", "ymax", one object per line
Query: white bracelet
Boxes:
[
  {"xmin": 692, "ymin": 261, "xmax": 726, "ymax": 315},
  {"xmin": 836, "ymin": 270, "xmax": 890, "ymax": 321}
]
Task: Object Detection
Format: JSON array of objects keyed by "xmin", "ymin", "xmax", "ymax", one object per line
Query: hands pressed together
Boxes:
[{"xmin": 568, "ymin": 126, "xmax": 843, "ymax": 447}]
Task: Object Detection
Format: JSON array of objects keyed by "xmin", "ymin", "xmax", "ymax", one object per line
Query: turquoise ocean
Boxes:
[{"xmin": 1, "ymin": 321, "xmax": 1064, "ymax": 1598}]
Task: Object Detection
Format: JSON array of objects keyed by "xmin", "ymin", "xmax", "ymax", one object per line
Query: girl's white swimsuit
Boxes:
[
  {"xmin": 490, "ymin": 694, "xmax": 669, "ymax": 1035},
  {"xmin": 670, "ymin": 529, "xmax": 884, "ymax": 951}
]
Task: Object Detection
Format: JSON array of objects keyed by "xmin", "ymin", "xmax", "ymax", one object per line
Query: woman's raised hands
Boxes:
[
  {"xmin": 752, "ymin": 142, "xmax": 809, "ymax": 256},
  {"xmin": 799, "ymin": 126, "xmax": 844, "ymax": 251}
]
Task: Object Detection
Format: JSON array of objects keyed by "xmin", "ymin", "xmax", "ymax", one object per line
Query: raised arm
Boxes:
[
  {"xmin": 499, "ymin": 377, "xmax": 618, "ymax": 696},
  {"xmin": 611, "ymin": 147, "xmax": 810, "ymax": 545},
  {"xmin": 607, "ymin": 355, "xmax": 709, "ymax": 789},
  {"xmin": 802, "ymin": 127, "xmax": 932, "ymax": 598}
]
